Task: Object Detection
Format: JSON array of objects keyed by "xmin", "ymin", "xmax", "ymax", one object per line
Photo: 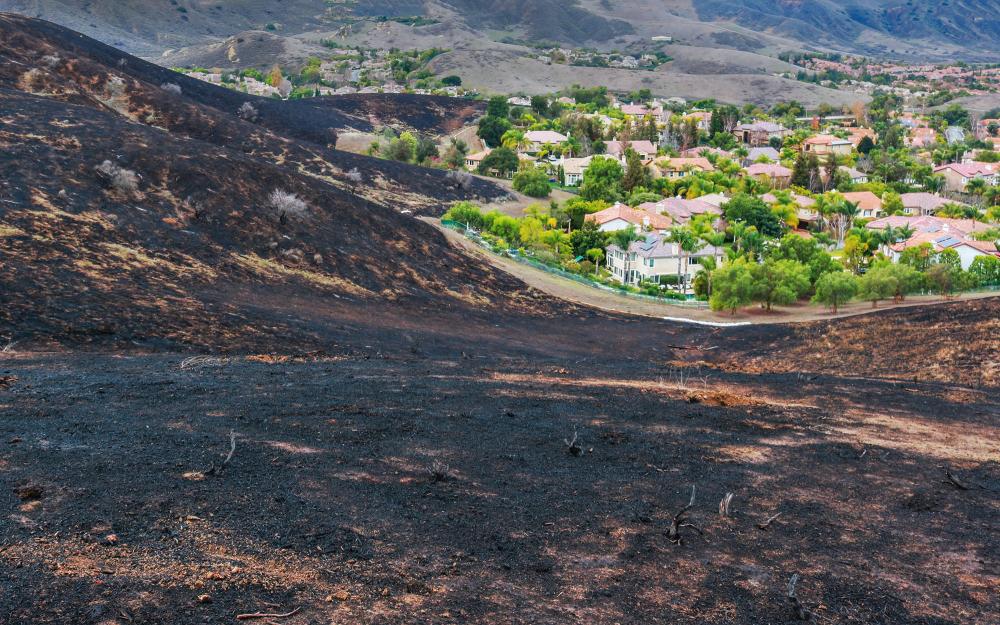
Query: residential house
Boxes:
[
  {"xmin": 465, "ymin": 148, "xmax": 491, "ymax": 171},
  {"xmin": 974, "ymin": 118, "xmax": 999, "ymax": 140},
  {"xmin": 906, "ymin": 127, "xmax": 936, "ymax": 148},
  {"xmin": 802, "ymin": 134, "xmax": 853, "ymax": 157},
  {"xmin": 585, "ymin": 202, "xmax": 673, "ymax": 233},
  {"xmin": 685, "ymin": 111, "xmax": 713, "ymax": 132},
  {"xmin": 694, "ymin": 193, "xmax": 730, "ymax": 208},
  {"xmin": 507, "ymin": 96, "xmax": 531, "ymax": 107},
  {"xmin": 839, "ymin": 166, "xmax": 868, "ymax": 184},
  {"xmin": 732, "ymin": 121, "xmax": 791, "ymax": 146},
  {"xmin": 933, "ymin": 162, "xmax": 999, "ymax": 192},
  {"xmin": 606, "ymin": 233, "xmax": 725, "ymax": 287},
  {"xmin": 655, "ymin": 157, "xmax": 715, "ymax": 179},
  {"xmin": 899, "ymin": 192, "xmax": 961, "ymax": 216},
  {"xmin": 866, "ymin": 215, "xmax": 997, "ymax": 268},
  {"xmin": 744, "ymin": 147, "xmax": 780, "ymax": 165},
  {"xmin": 845, "ymin": 127, "xmax": 877, "ymax": 148},
  {"xmin": 743, "ymin": 163, "xmax": 793, "ymax": 188},
  {"xmin": 523, "ymin": 130, "xmax": 568, "ymax": 154},
  {"xmin": 640, "ymin": 198, "xmax": 723, "ymax": 225},
  {"xmin": 951, "ymin": 240, "xmax": 1000, "ymax": 270},
  {"xmin": 762, "ymin": 193, "xmax": 818, "ymax": 228},
  {"xmin": 679, "ymin": 146, "xmax": 732, "ymax": 160},
  {"xmin": 603, "ymin": 140, "xmax": 657, "ymax": 163},
  {"xmin": 561, "ymin": 156, "xmax": 593, "ymax": 187},
  {"xmin": 620, "ymin": 103, "xmax": 665, "ymax": 123},
  {"xmin": 842, "ymin": 191, "xmax": 883, "ymax": 218}
]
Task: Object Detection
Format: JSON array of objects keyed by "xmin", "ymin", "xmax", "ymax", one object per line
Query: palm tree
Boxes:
[
  {"xmin": 966, "ymin": 178, "xmax": 988, "ymax": 205},
  {"xmin": 668, "ymin": 226, "xmax": 701, "ymax": 293},
  {"xmin": 561, "ymin": 136, "xmax": 581, "ymax": 158},
  {"xmin": 500, "ymin": 129, "xmax": 527, "ymax": 151}
]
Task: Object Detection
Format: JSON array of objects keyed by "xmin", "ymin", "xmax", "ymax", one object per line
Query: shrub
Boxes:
[
  {"xmin": 237, "ymin": 102, "xmax": 259, "ymax": 121},
  {"xmin": 160, "ymin": 82, "xmax": 182, "ymax": 95},
  {"xmin": 269, "ymin": 190, "xmax": 308, "ymax": 221},
  {"xmin": 445, "ymin": 169, "xmax": 473, "ymax": 191},
  {"xmin": 512, "ymin": 167, "xmax": 551, "ymax": 198},
  {"xmin": 95, "ymin": 160, "xmax": 139, "ymax": 194}
]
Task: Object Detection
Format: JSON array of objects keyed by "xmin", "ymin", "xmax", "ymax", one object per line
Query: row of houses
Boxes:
[{"xmin": 867, "ymin": 215, "xmax": 999, "ymax": 270}]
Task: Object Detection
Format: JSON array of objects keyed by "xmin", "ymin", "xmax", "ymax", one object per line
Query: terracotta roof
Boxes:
[
  {"xmin": 657, "ymin": 157, "xmax": 714, "ymax": 172},
  {"xmin": 899, "ymin": 193, "xmax": 961, "ymax": 213},
  {"xmin": 841, "ymin": 191, "xmax": 882, "ymax": 212},
  {"xmin": 620, "ymin": 104, "xmax": 662, "ymax": 117},
  {"xmin": 585, "ymin": 202, "xmax": 672, "ymax": 230},
  {"xmin": 604, "ymin": 140, "xmax": 657, "ymax": 156},
  {"xmin": 608, "ymin": 233, "xmax": 723, "ymax": 259},
  {"xmin": 804, "ymin": 134, "xmax": 851, "ymax": 146},
  {"xmin": 744, "ymin": 163, "xmax": 792, "ymax": 177},
  {"xmin": 865, "ymin": 215, "xmax": 991, "ymax": 237},
  {"xmin": 639, "ymin": 198, "xmax": 721, "ymax": 223},
  {"xmin": 524, "ymin": 130, "xmax": 567, "ymax": 144},
  {"xmin": 933, "ymin": 162, "xmax": 998, "ymax": 178}
]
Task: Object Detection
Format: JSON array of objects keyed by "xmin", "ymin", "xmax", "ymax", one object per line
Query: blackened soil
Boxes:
[{"xmin": 1, "ymin": 336, "xmax": 997, "ymax": 624}]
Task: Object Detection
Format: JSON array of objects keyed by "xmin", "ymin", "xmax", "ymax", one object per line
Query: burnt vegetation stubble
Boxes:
[{"xmin": 0, "ymin": 12, "xmax": 998, "ymax": 625}]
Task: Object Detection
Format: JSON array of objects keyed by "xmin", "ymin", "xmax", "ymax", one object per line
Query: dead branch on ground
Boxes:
[
  {"xmin": 945, "ymin": 470, "xmax": 970, "ymax": 490},
  {"xmin": 428, "ymin": 460, "xmax": 453, "ymax": 482},
  {"xmin": 757, "ymin": 512, "xmax": 782, "ymax": 530},
  {"xmin": 205, "ymin": 430, "xmax": 237, "ymax": 476},
  {"xmin": 236, "ymin": 607, "xmax": 300, "ymax": 620},
  {"xmin": 667, "ymin": 485, "xmax": 701, "ymax": 545},
  {"xmin": 719, "ymin": 492, "xmax": 733, "ymax": 516},
  {"xmin": 786, "ymin": 574, "xmax": 811, "ymax": 620},
  {"xmin": 564, "ymin": 428, "xmax": 582, "ymax": 456}
]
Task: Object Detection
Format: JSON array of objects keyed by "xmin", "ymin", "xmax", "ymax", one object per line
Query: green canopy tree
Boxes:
[
  {"xmin": 709, "ymin": 258, "xmax": 755, "ymax": 315},
  {"xmin": 812, "ymin": 271, "xmax": 857, "ymax": 313},
  {"xmin": 749, "ymin": 259, "xmax": 811, "ymax": 311},
  {"xmin": 580, "ymin": 156, "xmax": 624, "ymax": 203}
]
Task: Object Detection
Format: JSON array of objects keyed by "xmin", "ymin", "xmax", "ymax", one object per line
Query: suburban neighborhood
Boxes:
[{"xmin": 439, "ymin": 87, "xmax": 1000, "ymax": 313}]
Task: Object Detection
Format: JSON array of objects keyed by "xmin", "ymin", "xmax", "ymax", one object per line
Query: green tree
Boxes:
[
  {"xmin": 477, "ymin": 147, "xmax": 519, "ymax": 177},
  {"xmin": 443, "ymin": 201, "xmax": 485, "ymax": 229},
  {"xmin": 442, "ymin": 137, "xmax": 469, "ymax": 169},
  {"xmin": 477, "ymin": 115, "xmax": 513, "ymax": 147},
  {"xmin": 769, "ymin": 233, "xmax": 841, "ymax": 285},
  {"xmin": 812, "ymin": 271, "xmax": 857, "ymax": 313},
  {"xmin": 570, "ymin": 220, "xmax": 608, "ymax": 257},
  {"xmin": 585, "ymin": 248, "xmax": 605, "ymax": 273},
  {"xmin": 513, "ymin": 167, "xmax": 552, "ymax": 198},
  {"xmin": 580, "ymin": 156, "xmax": 624, "ymax": 203},
  {"xmin": 386, "ymin": 131, "xmax": 417, "ymax": 162},
  {"xmin": 709, "ymin": 258, "xmax": 755, "ymax": 315},
  {"xmin": 857, "ymin": 135, "xmax": 875, "ymax": 155},
  {"xmin": 621, "ymin": 149, "xmax": 650, "ymax": 193},
  {"xmin": 857, "ymin": 264, "xmax": 897, "ymax": 308},
  {"xmin": 486, "ymin": 95, "xmax": 509, "ymax": 118},
  {"xmin": 969, "ymin": 255, "xmax": 1000, "ymax": 286},
  {"xmin": 415, "ymin": 135, "xmax": 439, "ymax": 163},
  {"xmin": 722, "ymin": 194, "xmax": 786, "ymax": 238},
  {"xmin": 898, "ymin": 242, "xmax": 935, "ymax": 272},
  {"xmin": 749, "ymin": 258, "xmax": 811, "ymax": 311}
]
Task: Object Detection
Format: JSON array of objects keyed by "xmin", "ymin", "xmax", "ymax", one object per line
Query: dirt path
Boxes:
[{"xmin": 429, "ymin": 218, "xmax": 1000, "ymax": 325}]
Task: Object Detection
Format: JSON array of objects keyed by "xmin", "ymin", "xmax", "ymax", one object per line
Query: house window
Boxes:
[{"xmin": 689, "ymin": 257, "xmax": 700, "ymax": 265}]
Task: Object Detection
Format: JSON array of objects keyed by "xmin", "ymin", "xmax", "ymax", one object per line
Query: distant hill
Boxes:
[
  {"xmin": 1, "ymin": 0, "xmax": 996, "ymax": 60},
  {"xmin": 693, "ymin": 0, "xmax": 1000, "ymax": 60}
]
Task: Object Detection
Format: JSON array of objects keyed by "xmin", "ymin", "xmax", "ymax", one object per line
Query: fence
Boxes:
[{"xmin": 441, "ymin": 220, "xmax": 710, "ymax": 309}]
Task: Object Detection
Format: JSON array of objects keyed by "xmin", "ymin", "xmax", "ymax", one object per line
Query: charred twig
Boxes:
[
  {"xmin": 945, "ymin": 470, "xmax": 970, "ymax": 490},
  {"xmin": 757, "ymin": 512, "xmax": 782, "ymax": 530},
  {"xmin": 719, "ymin": 492, "xmax": 733, "ymax": 516},
  {"xmin": 786, "ymin": 574, "xmax": 811, "ymax": 620},
  {"xmin": 564, "ymin": 428, "xmax": 582, "ymax": 456},
  {"xmin": 428, "ymin": 460, "xmax": 453, "ymax": 483},
  {"xmin": 205, "ymin": 431, "xmax": 237, "ymax": 476},
  {"xmin": 236, "ymin": 607, "xmax": 300, "ymax": 620},
  {"xmin": 667, "ymin": 485, "xmax": 700, "ymax": 545}
]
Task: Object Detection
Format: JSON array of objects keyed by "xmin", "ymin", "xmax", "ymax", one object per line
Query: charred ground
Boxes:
[{"xmin": 0, "ymin": 14, "xmax": 998, "ymax": 625}]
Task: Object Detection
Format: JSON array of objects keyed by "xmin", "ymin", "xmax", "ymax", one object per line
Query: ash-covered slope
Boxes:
[{"xmin": 0, "ymin": 14, "xmax": 532, "ymax": 351}]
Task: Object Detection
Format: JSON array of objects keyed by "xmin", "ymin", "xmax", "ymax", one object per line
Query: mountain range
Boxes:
[{"xmin": 2, "ymin": 0, "xmax": 998, "ymax": 60}]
